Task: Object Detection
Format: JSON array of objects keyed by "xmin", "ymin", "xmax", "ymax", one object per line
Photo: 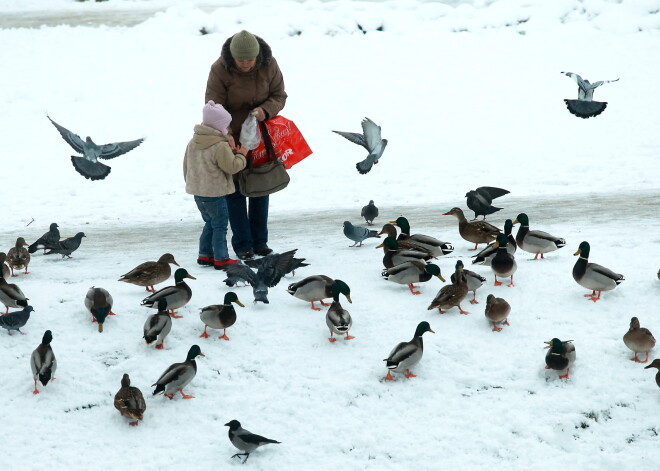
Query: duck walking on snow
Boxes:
[
  {"xmin": 513, "ymin": 213, "xmax": 565, "ymax": 260},
  {"xmin": 85, "ymin": 287, "xmax": 115, "ymax": 333},
  {"xmin": 485, "ymin": 294, "xmax": 511, "ymax": 332},
  {"xmin": 561, "ymin": 71, "xmax": 619, "ymax": 119},
  {"xmin": 427, "ymin": 260, "xmax": 469, "ymax": 314},
  {"xmin": 390, "ymin": 216, "xmax": 454, "ymax": 257},
  {"xmin": 572, "ymin": 241, "xmax": 624, "ymax": 302},
  {"xmin": 382, "ymin": 262, "xmax": 444, "ymax": 295},
  {"xmin": 48, "ymin": 115, "xmax": 145, "ymax": 180},
  {"xmin": 6, "ymin": 237, "xmax": 30, "ymax": 276},
  {"xmin": 333, "ymin": 117, "xmax": 387, "ymax": 174},
  {"xmin": 287, "ymin": 276, "xmax": 351, "ymax": 311},
  {"xmin": 472, "ymin": 219, "xmax": 516, "ymax": 266},
  {"xmin": 114, "ymin": 374, "xmax": 146, "ymax": 426},
  {"xmin": 119, "ymin": 253, "xmax": 180, "ymax": 293},
  {"xmin": 199, "ymin": 292, "xmax": 244, "ymax": 340},
  {"xmin": 144, "ymin": 299, "xmax": 172, "ymax": 349},
  {"xmin": 443, "ymin": 207, "xmax": 500, "ymax": 251},
  {"xmin": 152, "ymin": 345, "xmax": 204, "ymax": 399},
  {"xmin": 384, "ymin": 321, "xmax": 435, "ymax": 380},
  {"xmin": 225, "ymin": 420, "xmax": 281, "ymax": 464},
  {"xmin": 376, "ymin": 237, "xmax": 433, "ymax": 269},
  {"xmin": 544, "ymin": 338, "xmax": 576, "ymax": 379},
  {"xmin": 141, "ymin": 268, "xmax": 196, "ymax": 318},
  {"xmin": 491, "ymin": 234, "xmax": 517, "ymax": 287},
  {"xmin": 623, "ymin": 317, "xmax": 655, "ymax": 363},
  {"xmin": 0, "ymin": 270, "xmax": 28, "ymax": 314},
  {"xmin": 31, "ymin": 330, "xmax": 56, "ymax": 394},
  {"xmin": 326, "ymin": 288, "xmax": 355, "ymax": 343}
]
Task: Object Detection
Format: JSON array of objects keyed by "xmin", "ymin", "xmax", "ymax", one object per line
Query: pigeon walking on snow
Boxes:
[
  {"xmin": 343, "ymin": 221, "xmax": 379, "ymax": 247},
  {"xmin": 225, "ymin": 420, "xmax": 281, "ymax": 464},
  {"xmin": 561, "ymin": 72, "xmax": 619, "ymax": 119},
  {"xmin": 28, "ymin": 223, "xmax": 60, "ymax": 254},
  {"xmin": 465, "ymin": 187, "xmax": 510, "ymax": 220},
  {"xmin": 44, "ymin": 232, "xmax": 86, "ymax": 258},
  {"xmin": 47, "ymin": 115, "xmax": 144, "ymax": 180},
  {"xmin": 0, "ymin": 305, "xmax": 33, "ymax": 335},
  {"xmin": 361, "ymin": 200, "xmax": 379, "ymax": 225},
  {"xmin": 333, "ymin": 117, "xmax": 387, "ymax": 174}
]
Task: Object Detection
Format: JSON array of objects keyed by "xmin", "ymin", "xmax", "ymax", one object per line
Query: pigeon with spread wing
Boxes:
[
  {"xmin": 561, "ymin": 72, "xmax": 619, "ymax": 119},
  {"xmin": 333, "ymin": 117, "xmax": 387, "ymax": 174}
]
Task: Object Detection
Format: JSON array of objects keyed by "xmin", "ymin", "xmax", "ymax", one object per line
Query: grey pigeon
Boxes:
[
  {"xmin": 225, "ymin": 420, "xmax": 281, "ymax": 463},
  {"xmin": 465, "ymin": 187, "xmax": 510, "ymax": 220},
  {"xmin": 561, "ymin": 72, "xmax": 619, "ymax": 119},
  {"xmin": 48, "ymin": 115, "xmax": 144, "ymax": 180},
  {"xmin": 361, "ymin": 200, "xmax": 379, "ymax": 225},
  {"xmin": 0, "ymin": 305, "xmax": 33, "ymax": 335},
  {"xmin": 245, "ymin": 251, "xmax": 309, "ymax": 277},
  {"xmin": 343, "ymin": 221, "xmax": 379, "ymax": 247},
  {"xmin": 333, "ymin": 117, "xmax": 388, "ymax": 174},
  {"xmin": 44, "ymin": 232, "xmax": 85, "ymax": 258},
  {"xmin": 220, "ymin": 250, "xmax": 297, "ymax": 303},
  {"xmin": 28, "ymin": 223, "xmax": 60, "ymax": 254}
]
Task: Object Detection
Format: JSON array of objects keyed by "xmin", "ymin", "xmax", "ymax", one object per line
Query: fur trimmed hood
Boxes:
[{"xmin": 219, "ymin": 35, "xmax": 274, "ymax": 71}]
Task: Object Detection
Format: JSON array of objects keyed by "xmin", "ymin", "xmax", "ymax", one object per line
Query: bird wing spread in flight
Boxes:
[
  {"xmin": 99, "ymin": 138, "xmax": 145, "ymax": 160},
  {"xmin": 48, "ymin": 116, "xmax": 85, "ymax": 153}
]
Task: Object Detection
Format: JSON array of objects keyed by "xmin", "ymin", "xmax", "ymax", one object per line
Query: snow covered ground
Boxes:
[{"xmin": 1, "ymin": 0, "xmax": 659, "ymax": 469}]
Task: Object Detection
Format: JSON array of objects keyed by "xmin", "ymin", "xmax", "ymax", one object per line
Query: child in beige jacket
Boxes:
[{"xmin": 183, "ymin": 100, "xmax": 247, "ymax": 268}]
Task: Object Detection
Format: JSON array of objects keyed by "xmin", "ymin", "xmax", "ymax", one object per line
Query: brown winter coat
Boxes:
[
  {"xmin": 183, "ymin": 124, "xmax": 247, "ymax": 197},
  {"xmin": 205, "ymin": 35, "xmax": 287, "ymax": 142}
]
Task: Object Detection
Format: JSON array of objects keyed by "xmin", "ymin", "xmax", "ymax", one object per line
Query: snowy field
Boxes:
[{"xmin": 0, "ymin": 0, "xmax": 659, "ymax": 469}]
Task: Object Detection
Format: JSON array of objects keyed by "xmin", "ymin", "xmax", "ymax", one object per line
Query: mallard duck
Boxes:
[
  {"xmin": 644, "ymin": 359, "xmax": 660, "ymax": 388},
  {"xmin": 0, "ymin": 270, "xmax": 28, "ymax": 314},
  {"xmin": 384, "ymin": 321, "xmax": 435, "ymax": 380},
  {"xmin": 6, "ymin": 237, "xmax": 30, "ymax": 276},
  {"xmin": 326, "ymin": 292, "xmax": 355, "ymax": 342},
  {"xmin": 199, "ymin": 292, "xmax": 244, "ymax": 340},
  {"xmin": 119, "ymin": 253, "xmax": 180, "ymax": 292},
  {"xmin": 287, "ymin": 276, "xmax": 351, "ymax": 311},
  {"xmin": 225, "ymin": 420, "xmax": 281, "ymax": 464},
  {"xmin": 378, "ymin": 224, "xmax": 432, "ymax": 254},
  {"xmin": 0, "ymin": 252, "xmax": 10, "ymax": 279},
  {"xmin": 513, "ymin": 213, "xmax": 565, "ymax": 260},
  {"xmin": 144, "ymin": 298, "xmax": 172, "ymax": 349},
  {"xmin": 544, "ymin": 338, "xmax": 575, "ymax": 379},
  {"xmin": 361, "ymin": 200, "xmax": 379, "ymax": 226},
  {"xmin": 456, "ymin": 266, "xmax": 487, "ymax": 305},
  {"xmin": 427, "ymin": 260, "xmax": 469, "ymax": 314},
  {"xmin": 471, "ymin": 219, "xmax": 517, "ymax": 266},
  {"xmin": 376, "ymin": 237, "xmax": 433, "ymax": 269},
  {"xmin": 442, "ymin": 207, "xmax": 500, "ymax": 251},
  {"xmin": 114, "ymin": 373, "xmax": 146, "ymax": 426},
  {"xmin": 30, "ymin": 330, "xmax": 56, "ymax": 394},
  {"xmin": 152, "ymin": 344, "xmax": 204, "ymax": 399},
  {"xmin": 572, "ymin": 241, "xmax": 624, "ymax": 302},
  {"xmin": 84, "ymin": 287, "xmax": 115, "ymax": 333},
  {"xmin": 382, "ymin": 262, "xmax": 444, "ymax": 295},
  {"xmin": 623, "ymin": 317, "xmax": 655, "ymax": 363},
  {"xmin": 390, "ymin": 216, "xmax": 454, "ymax": 257},
  {"xmin": 485, "ymin": 294, "xmax": 511, "ymax": 332},
  {"xmin": 28, "ymin": 222, "xmax": 60, "ymax": 254},
  {"xmin": 141, "ymin": 268, "xmax": 196, "ymax": 318},
  {"xmin": 491, "ymin": 233, "xmax": 517, "ymax": 287}
]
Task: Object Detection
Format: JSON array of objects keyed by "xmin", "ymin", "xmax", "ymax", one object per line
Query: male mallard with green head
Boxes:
[
  {"xmin": 144, "ymin": 298, "xmax": 172, "ymax": 349},
  {"xmin": 0, "ymin": 270, "xmax": 28, "ymax": 314},
  {"xmin": 326, "ymin": 286, "xmax": 355, "ymax": 343},
  {"xmin": 84, "ymin": 286, "xmax": 115, "ymax": 333},
  {"xmin": 572, "ymin": 241, "xmax": 624, "ymax": 302},
  {"xmin": 287, "ymin": 276, "xmax": 351, "ymax": 311},
  {"xmin": 471, "ymin": 219, "xmax": 517, "ymax": 266},
  {"xmin": 442, "ymin": 207, "xmax": 500, "ymax": 251},
  {"xmin": 152, "ymin": 345, "xmax": 204, "ymax": 399},
  {"xmin": 427, "ymin": 260, "xmax": 469, "ymax": 314},
  {"xmin": 382, "ymin": 262, "xmax": 444, "ymax": 295},
  {"xmin": 376, "ymin": 236, "xmax": 432, "ymax": 269},
  {"xmin": 384, "ymin": 321, "xmax": 434, "ymax": 380},
  {"xmin": 141, "ymin": 268, "xmax": 196, "ymax": 318},
  {"xmin": 513, "ymin": 213, "xmax": 565, "ymax": 260},
  {"xmin": 114, "ymin": 373, "xmax": 146, "ymax": 426},
  {"xmin": 199, "ymin": 292, "xmax": 244, "ymax": 340},
  {"xmin": 491, "ymin": 233, "xmax": 517, "ymax": 287},
  {"xmin": 544, "ymin": 338, "xmax": 575, "ymax": 379},
  {"xmin": 623, "ymin": 317, "xmax": 655, "ymax": 363},
  {"xmin": 30, "ymin": 330, "xmax": 56, "ymax": 394},
  {"xmin": 390, "ymin": 216, "xmax": 454, "ymax": 257}
]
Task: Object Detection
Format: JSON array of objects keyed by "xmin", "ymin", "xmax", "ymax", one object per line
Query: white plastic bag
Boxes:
[{"xmin": 240, "ymin": 114, "xmax": 261, "ymax": 150}]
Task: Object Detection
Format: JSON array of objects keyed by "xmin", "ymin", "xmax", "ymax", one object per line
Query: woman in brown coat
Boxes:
[{"xmin": 205, "ymin": 30, "xmax": 287, "ymax": 260}]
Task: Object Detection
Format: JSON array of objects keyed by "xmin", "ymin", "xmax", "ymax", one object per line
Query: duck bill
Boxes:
[
  {"xmin": 441, "ymin": 211, "xmax": 451, "ymax": 216},
  {"xmin": 645, "ymin": 364, "xmax": 654, "ymax": 369},
  {"xmin": 543, "ymin": 340, "xmax": 551, "ymax": 349},
  {"xmin": 375, "ymin": 242, "xmax": 384, "ymax": 248},
  {"xmin": 234, "ymin": 300, "xmax": 245, "ymax": 307},
  {"xmin": 98, "ymin": 323, "xmax": 104, "ymax": 333},
  {"xmin": 346, "ymin": 295, "xmax": 353, "ymax": 304},
  {"xmin": 512, "ymin": 219, "xmax": 519, "ymax": 225},
  {"xmin": 493, "ymin": 242, "xmax": 500, "ymax": 248},
  {"xmin": 173, "ymin": 261, "xmax": 181, "ymax": 266},
  {"xmin": 437, "ymin": 274, "xmax": 446, "ymax": 282},
  {"xmin": 429, "ymin": 328, "xmax": 436, "ymax": 334},
  {"xmin": 573, "ymin": 249, "xmax": 581, "ymax": 256},
  {"xmin": 198, "ymin": 352, "xmax": 206, "ymax": 357},
  {"xmin": 187, "ymin": 274, "xmax": 197, "ymax": 280}
]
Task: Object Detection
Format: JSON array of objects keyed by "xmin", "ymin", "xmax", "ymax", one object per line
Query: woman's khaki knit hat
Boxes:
[{"xmin": 230, "ymin": 30, "xmax": 260, "ymax": 61}]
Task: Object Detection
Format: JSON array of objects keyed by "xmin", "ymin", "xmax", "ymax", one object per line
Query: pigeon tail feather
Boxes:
[{"xmin": 71, "ymin": 156, "xmax": 111, "ymax": 181}]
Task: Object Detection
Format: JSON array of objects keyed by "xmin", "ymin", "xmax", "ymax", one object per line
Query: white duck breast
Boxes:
[
  {"xmin": 326, "ymin": 301, "xmax": 352, "ymax": 335},
  {"xmin": 386, "ymin": 342, "xmax": 423, "ymax": 373},
  {"xmin": 154, "ymin": 362, "xmax": 196, "ymax": 395},
  {"xmin": 30, "ymin": 339, "xmax": 57, "ymax": 390}
]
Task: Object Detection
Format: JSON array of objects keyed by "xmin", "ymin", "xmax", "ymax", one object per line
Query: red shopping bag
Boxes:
[{"xmin": 250, "ymin": 116, "xmax": 312, "ymax": 169}]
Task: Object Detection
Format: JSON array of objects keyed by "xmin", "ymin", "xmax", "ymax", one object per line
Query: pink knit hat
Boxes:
[{"xmin": 202, "ymin": 100, "xmax": 232, "ymax": 134}]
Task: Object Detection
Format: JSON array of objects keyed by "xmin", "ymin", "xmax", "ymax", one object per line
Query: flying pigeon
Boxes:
[
  {"xmin": 0, "ymin": 305, "xmax": 33, "ymax": 335},
  {"xmin": 47, "ymin": 115, "xmax": 144, "ymax": 180},
  {"xmin": 343, "ymin": 221, "xmax": 379, "ymax": 247},
  {"xmin": 225, "ymin": 420, "xmax": 281, "ymax": 464},
  {"xmin": 220, "ymin": 250, "xmax": 297, "ymax": 303},
  {"xmin": 28, "ymin": 223, "xmax": 60, "ymax": 254},
  {"xmin": 465, "ymin": 187, "xmax": 510, "ymax": 220},
  {"xmin": 333, "ymin": 117, "xmax": 388, "ymax": 174},
  {"xmin": 245, "ymin": 251, "xmax": 309, "ymax": 277},
  {"xmin": 44, "ymin": 232, "xmax": 86, "ymax": 258},
  {"xmin": 361, "ymin": 200, "xmax": 379, "ymax": 225},
  {"xmin": 561, "ymin": 72, "xmax": 619, "ymax": 119}
]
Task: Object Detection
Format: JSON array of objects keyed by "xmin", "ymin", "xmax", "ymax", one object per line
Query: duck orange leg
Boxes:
[
  {"xmin": 559, "ymin": 368, "xmax": 571, "ymax": 379},
  {"xmin": 384, "ymin": 371, "xmax": 395, "ymax": 381},
  {"xmin": 32, "ymin": 380, "xmax": 40, "ymax": 395},
  {"xmin": 492, "ymin": 324, "xmax": 503, "ymax": 332},
  {"xmin": 310, "ymin": 301, "xmax": 322, "ymax": 311},
  {"xmin": 588, "ymin": 291, "xmax": 602, "ymax": 302},
  {"xmin": 408, "ymin": 284, "xmax": 422, "ymax": 295},
  {"xmin": 155, "ymin": 340, "xmax": 165, "ymax": 350},
  {"xmin": 199, "ymin": 326, "xmax": 210, "ymax": 338},
  {"xmin": 328, "ymin": 332, "xmax": 336, "ymax": 343},
  {"xmin": 168, "ymin": 309, "xmax": 183, "ymax": 319},
  {"xmin": 404, "ymin": 369, "xmax": 417, "ymax": 378},
  {"xmin": 219, "ymin": 329, "xmax": 230, "ymax": 341},
  {"xmin": 320, "ymin": 300, "xmax": 332, "ymax": 306},
  {"xmin": 631, "ymin": 352, "xmax": 649, "ymax": 363},
  {"xmin": 129, "ymin": 421, "xmax": 139, "ymax": 427},
  {"xmin": 469, "ymin": 291, "xmax": 479, "ymax": 304},
  {"xmin": 494, "ymin": 275, "xmax": 502, "ymax": 286},
  {"xmin": 345, "ymin": 332, "xmax": 355, "ymax": 340},
  {"xmin": 458, "ymin": 305, "xmax": 469, "ymax": 315},
  {"xmin": 179, "ymin": 389, "xmax": 195, "ymax": 399},
  {"xmin": 469, "ymin": 243, "xmax": 479, "ymax": 251},
  {"xmin": 506, "ymin": 275, "xmax": 515, "ymax": 287}
]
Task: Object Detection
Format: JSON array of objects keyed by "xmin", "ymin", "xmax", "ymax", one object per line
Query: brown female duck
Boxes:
[
  {"xmin": 623, "ymin": 317, "xmax": 655, "ymax": 363},
  {"xmin": 119, "ymin": 253, "xmax": 180, "ymax": 292},
  {"xmin": 427, "ymin": 260, "xmax": 469, "ymax": 314},
  {"xmin": 443, "ymin": 207, "xmax": 500, "ymax": 251}
]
